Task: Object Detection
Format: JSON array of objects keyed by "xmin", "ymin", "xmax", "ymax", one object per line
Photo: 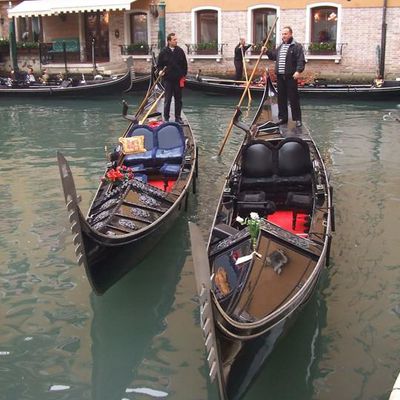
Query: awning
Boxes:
[{"xmin": 8, "ymin": 0, "xmax": 136, "ymax": 18}]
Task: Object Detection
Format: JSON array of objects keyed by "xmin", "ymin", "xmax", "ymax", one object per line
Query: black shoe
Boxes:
[
  {"xmin": 164, "ymin": 117, "xmax": 169, "ymax": 122},
  {"xmin": 175, "ymin": 117, "xmax": 184, "ymax": 124},
  {"xmin": 277, "ymin": 119, "xmax": 288, "ymax": 125},
  {"xmin": 295, "ymin": 120, "xmax": 302, "ymax": 127}
]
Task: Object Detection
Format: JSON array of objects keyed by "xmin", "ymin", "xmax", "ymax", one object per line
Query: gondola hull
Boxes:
[
  {"xmin": 58, "ymin": 68, "xmax": 197, "ymax": 295},
  {"xmin": 78, "ymin": 188, "xmax": 190, "ymax": 294},
  {"xmin": 0, "ymin": 72, "xmax": 149, "ymax": 97},
  {"xmin": 190, "ymin": 76, "xmax": 333, "ymax": 400},
  {"xmin": 186, "ymin": 76, "xmax": 400, "ymax": 100}
]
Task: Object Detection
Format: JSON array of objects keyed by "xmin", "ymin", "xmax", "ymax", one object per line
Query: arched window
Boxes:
[
  {"xmin": 191, "ymin": 7, "xmax": 221, "ymax": 55},
  {"xmin": 196, "ymin": 9, "xmax": 217, "ymax": 44},
  {"xmin": 306, "ymin": 3, "xmax": 341, "ymax": 55},
  {"xmin": 253, "ymin": 8, "xmax": 277, "ymax": 47}
]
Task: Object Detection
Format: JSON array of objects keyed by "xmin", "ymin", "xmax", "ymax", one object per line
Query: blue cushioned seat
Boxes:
[
  {"xmin": 154, "ymin": 123, "xmax": 185, "ymax": 165},
  {"xmin": 123, "ymin": 125, "xmax": 155, "ymax": 167},
  {"xmin": 134, "ymin": 173, "xmax": 148, "ymax": 183},
  {"xmin": 160, "ymin": 163, "xmax": 181, "ymax": 177}
]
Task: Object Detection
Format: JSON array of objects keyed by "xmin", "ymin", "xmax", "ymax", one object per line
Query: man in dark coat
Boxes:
[
  {"xmin": 234, "ymin": 38, "xmax": 252, "ymax": 81},
  {"xmin": 266, "ymin": 26, "xmax": 305, "ymax": 127},
  {"xmin": 157, "ymin": 33, "xmax": 188, "ymax": 124}
]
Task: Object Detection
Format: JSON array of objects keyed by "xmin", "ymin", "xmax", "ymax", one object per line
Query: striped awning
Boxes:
[{"xmin": 8, "ymin": 0, "xmax": 136, "ymax": 18}]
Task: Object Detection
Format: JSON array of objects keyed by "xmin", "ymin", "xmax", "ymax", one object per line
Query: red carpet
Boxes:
[
  {"xmin": 148, "ymin": 179, "xmax": 176, "ymax": 192},
  {"xmin": 267, "ymin": 210, "xmax": 309, "ymax": 235}
]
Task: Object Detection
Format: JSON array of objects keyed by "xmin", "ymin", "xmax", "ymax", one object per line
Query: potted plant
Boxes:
[
  {"xmin": 125, "ymin": 42, "xmax": 149, "ymax": 55},
  {"xmin": 251, "ymin": 40, "xmax": 273, "ymax": 55},
  {"xmin": 0, "ymin": 38, "xmax": 9, "ymax": 54},
  {"xmin": 308, "ymin": 42, "xmax": 336, "ymax": 55},
  {"xmin": 196, "ymin": 41, "xmax": 218, "ymax": 55},
  {"xmin": 16, "ymin": 41, "xmax": 40, "ymax": 55}
]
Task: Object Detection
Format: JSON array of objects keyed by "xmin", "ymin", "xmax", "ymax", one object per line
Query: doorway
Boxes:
[{"xmin": 84, "ymin": 11, "xmax": 110, "ymax": 62}]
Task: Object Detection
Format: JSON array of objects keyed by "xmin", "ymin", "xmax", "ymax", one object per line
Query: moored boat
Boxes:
[
  {"xmin": 58, "ymin": 70, "xmax": 198, "ymax": 295},
  {"xmin": 0, "ymin": 67, "xmax": 149, "ymax": 97},
  {"xmin": 189, "ymin": 75, "xmax": 334, "ymax": 400},
  {"xmin": 186, "ymin": 74, "xmax": 400, "ymax": 100}
]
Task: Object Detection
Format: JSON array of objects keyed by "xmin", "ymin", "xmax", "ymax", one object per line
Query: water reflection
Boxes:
[{"xmin": 90, "ymin": 217, "xmax": 189, "ymax": 400}]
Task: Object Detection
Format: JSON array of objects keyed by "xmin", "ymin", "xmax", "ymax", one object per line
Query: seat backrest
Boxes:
[
  {"xmin": 155, "ymin": 122, "xmax": 185, "ymax": 150},
  {"xmin": 277, "ymin": 137, "xmax": 312, "ymax": 177},
  {"xmin": 127, "ymin": 125, "xmax": 154, "ymax": 150},
  {"xmin": 242, "ymin": 142, "xmax": 275, "ymax": 178}
]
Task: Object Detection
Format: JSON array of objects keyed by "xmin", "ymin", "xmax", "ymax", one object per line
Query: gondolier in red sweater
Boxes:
[
  {"xmin": 266, "ymin": 26, "xmax": 305, "ymax": 127},
  {"xmin": 157, "ymin": 33, "xmax": 188, "ymax": 124}
]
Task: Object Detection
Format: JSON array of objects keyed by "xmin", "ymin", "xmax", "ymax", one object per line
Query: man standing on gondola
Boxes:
[
  {"xmin": 157, "ymin": 33, "xmax": 188, "ymax": 124},
  {"xmin": 234, "ymin": 38, "xmax": 252, "ymax": 81},
  {"xmin": 265, "ymin": 26, "xmax": 305, "ymax": 127}
]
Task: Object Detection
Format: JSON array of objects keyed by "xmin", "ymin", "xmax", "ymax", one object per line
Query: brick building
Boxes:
[{"xmin": 0, "ymin": 0, "xmax": 399, "ymax": 81}]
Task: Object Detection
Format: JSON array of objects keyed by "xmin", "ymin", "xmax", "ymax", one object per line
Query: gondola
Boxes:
[
  {"xmin": 186, "ymin": 74, "xmax": 400, "ymax": 100},
  {"xmin": 189, "ymin": 75, "xmax": 334, "ymax": 400},
  {"xmin": 57, "ymin": 69, "xmax": 198, "ymax": 295},
  {"xmin": 0, "ymin": 68, "xmax": 149, "ymax": 97}
]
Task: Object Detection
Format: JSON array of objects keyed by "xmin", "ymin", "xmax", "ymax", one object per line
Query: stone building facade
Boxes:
[{"xmin": 1, "ymin": 1, "xmax": 399, "ymax": 81}]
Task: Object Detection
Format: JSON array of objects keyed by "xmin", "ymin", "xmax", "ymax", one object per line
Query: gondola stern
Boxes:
[
  {"xmin": 188, "ymin": 222, "xmax": 228, "ymax": 400},
  {"xmin": 57, "ymin": 151, "xmax": 97, "ymax": 291}
]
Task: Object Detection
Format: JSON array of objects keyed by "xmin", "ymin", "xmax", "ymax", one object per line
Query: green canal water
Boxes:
[{"xmin": 0, "ymin": 90, "xmax": 400, "ymax": 400}]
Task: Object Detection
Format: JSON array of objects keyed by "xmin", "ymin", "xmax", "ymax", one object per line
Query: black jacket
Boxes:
[
  {"xmin": 234, "ymin": 44, "xmax": 251, "ymax": 62},
  {"xmin": 157, "ymin": 46, "xmax": 188, "ymax": 82},
  {"xmin": 266, "ymin": 39, "xmax": 305, "ymax": 75}
]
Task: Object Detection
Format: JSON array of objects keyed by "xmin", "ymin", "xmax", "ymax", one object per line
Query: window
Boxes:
[
  {"xmin": 306, "ymin": 4, "xmax": 340, "ymax": 56},
  {"xmin": 190, "ymin": 7, "xmax": 221, "ymax": 57},
  {"xmin": 196, "ymin": 10, "xmax": 217, "ymax": 44},
  {"xmin": 311, "ymin": 6, "xmax": 337, "ymax": 44},
  {"xmin": 252, "ymin": 8, "xmax": 277, "ymax": 49},
  {"xmin": 130, "ymin": 12, "xmax": 148, "ymax": 45}
]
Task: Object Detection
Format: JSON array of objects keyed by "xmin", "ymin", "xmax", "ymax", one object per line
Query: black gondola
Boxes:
[
  {"xmin": 189, "ymin": 75, "xmax": 334, "ymax": 400},
  {"xmin": 186, "ymin": 74, "xmax": 400, "ymax": 100},
  {"xmin": 0, "ymin": 68, "xmax": 149, "ymax": 97},
  {"xmin": 57, "ymin": 69, "xmax": 197, "ymax": 295}
]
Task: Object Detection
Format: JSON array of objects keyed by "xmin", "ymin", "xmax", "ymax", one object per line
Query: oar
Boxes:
[
  {"xmin": 139, "ymin": 89, "xmax": 165, "ymax": 124},
  {"xmin": 218, "ymin": 16, "xmax": 278, "ymax": 156},
  {"xmin": 136, "ymin": 67, "xmax": 166, "ymax": 115},
  {"xmin": 241, "ymin": 45, "xmax": 252, "ymax": 104}
]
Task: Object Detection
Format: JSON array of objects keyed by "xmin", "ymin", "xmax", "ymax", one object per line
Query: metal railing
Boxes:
[
  {"xmin": 120, "ymin": 43, "xmax": 158, "ymax": 56},
  {"xmin": 303, "ymin": 42, "xmax": 346, "ymax": 56},
  {"xmin": 185, "ymin": 43, "xmax": 226, "ymax": 56}
]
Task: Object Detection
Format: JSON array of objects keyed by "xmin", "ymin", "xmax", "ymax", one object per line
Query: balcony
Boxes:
[
  {"xmin": 303, "ymin": 42, "xmax": 346, "ymax": 63},
  {"xmin": 185, "ymin": 43, "xmax": 226, "ymax": 62},
  {"xmin": 120, "ymin": 43, "xmax": 158, "ymax": 56}
]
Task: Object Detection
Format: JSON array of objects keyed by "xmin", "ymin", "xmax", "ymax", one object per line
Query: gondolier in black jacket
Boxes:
[
  {"xmin": 234, "ymin": 38, "xmax": 252, "ymax": 81},
  {"xmin": 266, "ymin": 26, "xmax": 305, "ymax": 127},
  {"xmin": 157, "ymin": 33, "xmax": 188, "ymax": 124}
]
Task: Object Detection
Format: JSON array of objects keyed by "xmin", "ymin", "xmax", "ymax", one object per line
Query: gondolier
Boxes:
[
  {"xmin": 157, "ymin": 33, "xmax": 188, "ymax": 124},
  {"xmin": 266, "ymin": 26, "xmax": 305, "ymax": 127},
  {"xmin": 234, "ymin": 38, "xmax": 252, "ymax": 81}
]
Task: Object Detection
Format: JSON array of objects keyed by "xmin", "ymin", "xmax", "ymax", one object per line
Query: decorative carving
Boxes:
[
  {"xmin": 139, "ymin": 194, "xmax": 161, "ymax": 208},
  {"xmin": 118, "ymin": 219, "xmax": 137, "ymax": 230},
  {"xmin": 131, "ymin": 207, "xmax": 151, "ymax": 220}
]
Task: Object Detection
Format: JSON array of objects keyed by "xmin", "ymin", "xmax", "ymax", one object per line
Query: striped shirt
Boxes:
[{"xmin": 278, "ymin": 44, "xmax": 290, "ymax": 74}]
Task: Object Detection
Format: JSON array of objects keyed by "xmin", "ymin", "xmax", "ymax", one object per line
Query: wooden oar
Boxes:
[
  {"xmin": 136, "ymin": 67, "xmax": 166, "ymax": 115},
  {"xmin": 218, "ymin": 16, "xmax": 278, "ymax": 156},
  {"xmin": 241, "ymin": 46, "xmax": 252, "ymax": 104},
  {"xmin": 139, "ymin": 89, "xmax": 165, "ymax": 124}
]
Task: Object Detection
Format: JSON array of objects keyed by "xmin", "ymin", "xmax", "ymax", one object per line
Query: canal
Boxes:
[{"xmin": 0, "ymin": 90, "xmax": 399, "ymax": 400}]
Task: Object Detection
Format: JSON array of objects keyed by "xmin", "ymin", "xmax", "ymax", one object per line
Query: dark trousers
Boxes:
[
  {"xmin": 234, "ymin": 60, "xmax": 243, "ymax": 81},
  {"xmin": 277, "ymin": 74, "xmax": 302, "ymax": 121},
  {"xmin": 164, "ymin": 79, "xmax": 182, "ymax": 120}
]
